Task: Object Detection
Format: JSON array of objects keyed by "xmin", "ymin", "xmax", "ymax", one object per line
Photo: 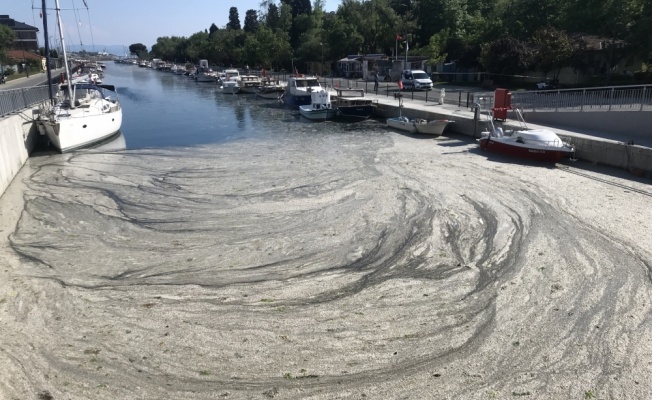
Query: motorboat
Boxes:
[
  {"xmin": 386, "ymin": 116, "xmax": 416, "ymax": 133},
  {"xmin": 195, "ymin": 60, "xmax": 217, "ymax": 82},
  {"xmin": 478, "ymin": 108, "xmax": 575, "ymax": 161},
  {"xmin": 385, "ymin": 93, "xmax": 416, "ymax": 133},
  {"xmin": 413, "ymin": 118, "xmax": 453, "ymax": 136},
  {"xmin": 333, "ymin": 88, "xmax": 377, "ymax": 120},
  {"xmin": 239, "ymin": 75, "xmax": 263, "ymax": 94},
  {"xmin": 221, "ymin": 80, "xmax": 240, "ymax": 94},
  {"xmin": 281, "ymin": 74, "xmax": 322, "ymax": 107},
  {"xmin": 299, "ymin": 89, "xmax": 337, "ymax": 121},
  {"xmin": 35, "ymin": 0, "xmax": 122, "ymax": 153},
  {"xmin": 218, "ymin": 69, "xmax": 240, "ymax": 85},
  {"xmin": 256, "ymin": 79, "xmax": 286, "ymax": 99}
]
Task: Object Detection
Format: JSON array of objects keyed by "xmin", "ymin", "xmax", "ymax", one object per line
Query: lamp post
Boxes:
[{"xmin": 320, "ymin": 42, "xmax": 324, "ymax": 76}]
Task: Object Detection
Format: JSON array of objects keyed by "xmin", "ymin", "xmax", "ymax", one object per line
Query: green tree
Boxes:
[
  {"xmin": 531, "ymin": 26, "xmax": 573, "ymax": 79},
  {"xmin": 227, "ymin": 7, "xmax": 241, "ymax": 30},
  {"xmin": 244, "ymin": 9, "xmax": 259, "ymax": 33},
  {"xmin": 128, "ymin": 43, "xmax": 148, "ymax": 59},
  {"xmin": 480, "ymin": 35, "xmax": 533, "ymax": 76},
  {"xmin": 264, "ymin": 2, "xmax": 280, "ymax": 31},
  {"xmin": 424, "ymin": 29, "xmax": 449, "ymax": 66},
  {"xmin": 627, "ymin": 0, "xmax": 652, "ymax": 61},
  {"xmin": 185, "ymin": 31, "xmax": 210, "ymax": 62},
  {"xmin": 209, "ymin": 23, "xmax": 219, "ymax": 37},
  {"xmin": 0, "ymin": 24, "xmax": 14, "ymax": 49},
  {"xmin": 0, "ymin": 24, "xmax": 15, "ymax": 65}
]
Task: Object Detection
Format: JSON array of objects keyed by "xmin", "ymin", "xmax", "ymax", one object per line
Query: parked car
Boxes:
[
  {"xmin": 400, "ymin": 69, "xmax": 433, "ymax": 90},
  {"xmin": 536, "ymin": 78, "xmax": 558, "ymax": 90}
]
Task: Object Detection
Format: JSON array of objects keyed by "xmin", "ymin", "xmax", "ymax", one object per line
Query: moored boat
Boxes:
[
  {"xmin": 385, "ymin": 93, "xmax": 415, "ymax": 133},
  {"xmin": 219, "ymin": 68, "xmax": 242, "ymax": 94},
  {"xmin": 299, "ymin": 89, "xmax": 337, "ymax": 121},
  {"xmin": 195, "ymin": 59, "xmax": 217, "ymax": 82},
  {"xmin": 281, "ymin": 74, "xmax": 321, "ymax": 107},
  {"xmin": 256, "ymin": 79, "xmax": 286, "ymax": 99},
  {"xmin": 413, "ymin": 118, "xmax": 453, "ymax": 136},
  {"xmin": 239, "ymin": 75, "xmax": 263, "ymax": 94},
  {"xmin": 386, "ymin": 116, "xmax": 416, "ymax": 133},
  {"xmin": 478, "ymin": 109, "xmax": 575, "ymax": 161},
  {"xmin": 35, "ymin": 0, "xmax": 123, "ymax": 153},
  {"xmin": 333, "ymin": 88, "xmax": 377, "ymax": 120}
]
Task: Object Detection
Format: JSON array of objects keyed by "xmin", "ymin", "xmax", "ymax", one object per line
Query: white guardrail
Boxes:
[{"xmin": 512, "ymin": 84, "xmax": 652, "ymax": 112}]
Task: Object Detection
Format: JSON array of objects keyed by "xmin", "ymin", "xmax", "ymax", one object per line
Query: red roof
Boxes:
[{"xmin": 5, "ymin": 50, "xmax": 43, "ymax": 61}]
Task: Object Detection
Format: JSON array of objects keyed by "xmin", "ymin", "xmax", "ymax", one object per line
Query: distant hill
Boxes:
[{"xmin": 65, "ymin": 44, "xmax": 130, "ymax": 57}]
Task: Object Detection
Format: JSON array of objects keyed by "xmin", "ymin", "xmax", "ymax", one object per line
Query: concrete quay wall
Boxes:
[
  {"xmin": 375, "ymin": 102, "xmax": 652, "ymax": 177},
  {"xmin": 0, "ymin": 112, "xmax": 39, "ymax": 199}
]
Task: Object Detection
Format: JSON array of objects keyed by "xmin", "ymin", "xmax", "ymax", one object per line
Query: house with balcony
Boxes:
[{"xmin": 0, "ymin": 15, "xmax": 40, "ymax": 51}]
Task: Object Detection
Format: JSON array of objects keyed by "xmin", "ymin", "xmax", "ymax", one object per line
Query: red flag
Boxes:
[{"xmin": 395, "ymin": 35, "xmax": 402, "ymax": 40}]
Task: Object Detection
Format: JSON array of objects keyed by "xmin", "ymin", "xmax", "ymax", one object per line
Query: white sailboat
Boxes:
[{"xmin": 36, "ymin": 0, "xmax": 123, "ymax": 152}]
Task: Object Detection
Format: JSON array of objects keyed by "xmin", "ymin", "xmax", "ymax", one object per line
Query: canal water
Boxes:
[{"xmin": 104, "ymin": 65, "xmax": 389, "ymax": 149}]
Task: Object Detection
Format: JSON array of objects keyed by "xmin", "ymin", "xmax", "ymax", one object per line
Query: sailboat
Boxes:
[{"xmin": 36, "ymin": 0, "xmax": 123, "ymax": 152}]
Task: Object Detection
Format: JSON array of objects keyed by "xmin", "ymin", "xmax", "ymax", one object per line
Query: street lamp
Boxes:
[{"xmin": 320, "ymin": 42, "xmax": 324, "ymax": 76}]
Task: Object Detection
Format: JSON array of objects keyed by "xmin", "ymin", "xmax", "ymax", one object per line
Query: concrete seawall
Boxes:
[
  {"xmin": 374, "ymin": 98, "xmax": 652, "ymax": 177},
  {"xmin": 0, "ymin": 111, "xmax": 39, "ymax": 198}
]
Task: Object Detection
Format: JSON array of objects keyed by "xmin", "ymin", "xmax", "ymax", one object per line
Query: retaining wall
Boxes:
[{"xmin": 0, "ymin": 112, "xmax": 38, "ymax": 198}]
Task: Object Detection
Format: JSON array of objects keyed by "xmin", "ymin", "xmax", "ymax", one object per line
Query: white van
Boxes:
[{"xmin": 400, "ymin": 69, "xmax": 433, "ymax": 90}]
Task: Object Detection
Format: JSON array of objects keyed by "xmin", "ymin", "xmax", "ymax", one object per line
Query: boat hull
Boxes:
[
  {"xmin": 221, "ymin": 85, "xmax": 240, "ymax": 94},
  {"xmin": 336, "ymin": 105, "xmax": 375, "ymax": 119},
  {"xmin": 386, "ymin": 117, "xmax": 416, "ymax": 133},
  {"xmin": 196, "ymin": 75, "xmax": 216, "ymax": 83},
  {"xmin": 299, "ymin": 107, "xmax": 337, "ymax": 121},
  {"xmin": 39, "ymin": 106, "xmax": 123, "ymax": 153},
  {"xmin": 413, "ymin": 119, "xmax": 452, "ymax": 136},
  {"xmin": 240, "ymin": 86, "xmax": 260, "ymax": 94},
  {"xmin": 256, "ymin": 90, "xmax": 284, "ymax": 100},
  {"xmin": 479, "ymin": 137, "xmax": 574, "ymax": 161},
  {"xmin": 283, "ymin": 92, "xmax": 312, "ymax": 107}
]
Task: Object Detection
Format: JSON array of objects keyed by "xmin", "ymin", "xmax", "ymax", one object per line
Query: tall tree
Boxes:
[
  {"xmin": 0, "ymin": 24, "xmax": 16, "ymax": 60},
  {"xmin": 227, "ymin": 7, "xmax": 242, "ymax": 30},
  {"xmin": 209, "ymin": 23, "xmax": 219, "ymax": 37},
  {"xmin": 282, "ymin": 0, "xmax": 312, "ymax": 18},
  {"xmin": 264, "ymin": 2, "xmax": 280, "ymax": 31},
  {"xmin": 244, "ymin": 9, "xmax": 259, "ymax": 33},
  {"xmin": 128, "ymin": 43, "xmax": 148, "ymax": 58}
]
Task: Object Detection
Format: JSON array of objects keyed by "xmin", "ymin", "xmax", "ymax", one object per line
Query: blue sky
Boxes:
[{"xmin": 4, "ymin": 0, "xmax": 340, "ymax": 51}]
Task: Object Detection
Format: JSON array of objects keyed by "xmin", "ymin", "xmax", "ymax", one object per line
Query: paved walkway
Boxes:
[{"xmin": 362, "ymin": 87, "xmax": 652, "ymax": 149}]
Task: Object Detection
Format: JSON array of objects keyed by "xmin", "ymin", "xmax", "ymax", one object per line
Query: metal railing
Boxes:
[
  {"xmin": 512, "ymin": 84, "xmax": 652, "ymax": 112},
  {"xmin": 0, "ymin": 85, "xmax": 55, "ymax": 118}
]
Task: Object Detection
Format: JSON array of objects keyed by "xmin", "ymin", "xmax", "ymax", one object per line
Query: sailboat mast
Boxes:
[
  {"xmin": 42, "ymin": 0, "xmax": 54, "ymax": 103},
  {"xmin": 54, "ymin": 0, "xmax": 74, "ymax": 108}
]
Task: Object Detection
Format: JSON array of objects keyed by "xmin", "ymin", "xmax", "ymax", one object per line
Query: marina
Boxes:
[{"xmin": 1, "ymin": 61, "xmax": 652, "ymax": 400}]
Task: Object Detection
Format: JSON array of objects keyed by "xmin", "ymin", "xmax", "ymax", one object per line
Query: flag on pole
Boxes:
[{"xmin": 395, "ymin": 35, "xmax": 402, "ymax": 40}]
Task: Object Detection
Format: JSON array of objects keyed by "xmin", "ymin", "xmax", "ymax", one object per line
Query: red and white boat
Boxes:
[{"xmin": 478, "ymin": 109, "xmax": 574, "ymax": 162}]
